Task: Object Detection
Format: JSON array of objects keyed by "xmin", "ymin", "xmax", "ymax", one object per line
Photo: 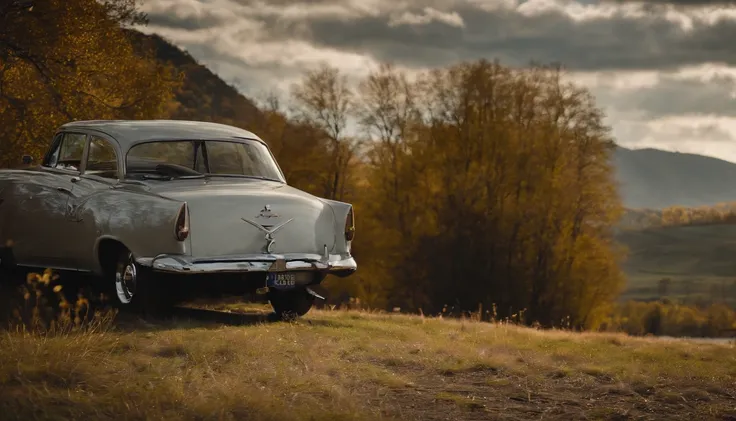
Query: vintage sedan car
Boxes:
[{"xmin": 0, "ymin": 120, "xmax": 356, "ymax": 318}]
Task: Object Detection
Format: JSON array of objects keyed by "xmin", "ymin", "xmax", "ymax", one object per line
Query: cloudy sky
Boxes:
[{"xmin": 136, "ymin": 0, "xmax": 736, "ymax": 162}]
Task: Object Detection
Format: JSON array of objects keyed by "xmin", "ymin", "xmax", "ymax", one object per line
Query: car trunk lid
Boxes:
[{"xmin": 149, "ymin": 179, "xmax": 336, "ymax": 258}]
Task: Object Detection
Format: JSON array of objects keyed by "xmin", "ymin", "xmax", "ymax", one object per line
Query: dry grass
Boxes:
[{"xmin": 1, "ymin": 303, "xmax": 735, "ymax": 421}]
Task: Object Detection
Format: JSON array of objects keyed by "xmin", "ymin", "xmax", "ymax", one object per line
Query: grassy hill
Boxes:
[
  {"xmin": 615, "ymin": 224, "xmax": 736, "ymax": 305},
  {"xmin": 0, "ymin": 306, "xmax": 733, "ymax": 421}
]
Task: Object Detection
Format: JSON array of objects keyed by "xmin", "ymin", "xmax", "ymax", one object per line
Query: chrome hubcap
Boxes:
[{"xmin": 115, "ymin": 261, "xmax": 137, "ymax": 304}]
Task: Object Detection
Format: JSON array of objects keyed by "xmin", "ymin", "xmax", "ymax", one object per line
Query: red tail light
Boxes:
[
  {"xmin": 175, "ymin": 203, "xmax": 189, "ymax": 241},
  {"xmin": 345, "ymin": 207, "xmax": 355, "ymax": 241}
]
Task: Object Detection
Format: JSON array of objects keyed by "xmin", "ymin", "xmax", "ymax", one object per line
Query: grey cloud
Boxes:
[
  {"xmin": 137, "ymin": 0, "xmax": 736, "ymax": 162},
  {"xmin": 298, "ymin": 5, "xmax": 736, "ymax": 72},
  {"xmin": 606, "ymin": 113, "xmax": 736, "ymax": 148},
  {"xmin": 142, "ymin": 0, "xmax": 736, "ymax": 71},
  {"xmin": 140, "ymin": 0, "xmax": 736, "ymax": 129},
  {"xmin": 631, "ymin": 75, "xmax": 736, "ymax": 118},
  {"xmin": 165, "ymin": 40, "xmax": 303, "ymax": 98},
  {"xmin": 591, "ymin": 74, "xmax": 736, "ymax": 118},
  {"xmin": 671, "ymin": 123, "xmax": 735, "ymax": 142},
  {"xmin": 144, "ymin": 2, "xmax": 235, "ymax": 31},
  {"xmin": 147, "ymin": 13, "xmax": 229, "ymax": 30},
  {"xmin": 609, "ymin": 0, "xmax": 736, "ymax": 6},
  {"xmin": 388, "ymin": 8, "xmax": 465, "ymax": 28}
]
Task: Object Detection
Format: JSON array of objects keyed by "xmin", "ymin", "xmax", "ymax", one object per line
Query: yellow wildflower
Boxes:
[
  {"xmin": 26, "ymin": 273, "xmax": 37, "ymax": 284},
  {"xmin": 76, "ymin": 297, "xmax": 89, "ymax": 310}
]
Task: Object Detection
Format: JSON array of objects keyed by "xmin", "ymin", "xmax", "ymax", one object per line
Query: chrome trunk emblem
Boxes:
[
  {"xmin": 241, "ymin": 217, "xmax": 293, "ymax": 253},
  {"xmin": 257, "ymin": 205, "xmax": 279, "ymax": 218}
]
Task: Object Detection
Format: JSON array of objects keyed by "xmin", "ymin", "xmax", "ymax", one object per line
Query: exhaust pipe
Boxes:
[{"xmin": 306, "ymin": 287, "xmax": 325, "ymax": 300}]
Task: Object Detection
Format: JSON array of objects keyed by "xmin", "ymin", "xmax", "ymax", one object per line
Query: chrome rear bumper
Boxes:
[{"xmin": 141, "ymin": 252, "xmax": 356, "ymax": 277}]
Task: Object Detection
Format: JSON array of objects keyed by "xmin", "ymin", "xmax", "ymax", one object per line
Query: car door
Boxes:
[
  {"xmin": 53, "ymin": 134, "xmax": 121, "ymax": 270},
  {"xmin": 10, "ymin": 132, "xmax": 88, "ymax": 269}
]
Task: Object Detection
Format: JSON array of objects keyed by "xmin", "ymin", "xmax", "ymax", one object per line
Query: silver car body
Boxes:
[{"xmin": 0, "ymin": 120, "xmax": 356, "ymax": 280}]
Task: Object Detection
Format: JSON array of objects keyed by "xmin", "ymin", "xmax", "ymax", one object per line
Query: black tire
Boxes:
[
  {"xmin": 267, "ymin": 288, "xmax": 315, "ymax": 320},
  {"xmin": 113, "ymin": 250, "xmax": 173, "ymax": 319}
]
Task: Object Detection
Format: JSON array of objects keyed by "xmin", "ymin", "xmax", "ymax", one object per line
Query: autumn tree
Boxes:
[
  {"xmin": 0, "ymin": 0, "xmax": 178, "ymax": 167},
  {"xmin": 253, "ymin": 91, "xmax": 334, "ymax": 195},
  {"xmin": 356, "ymin": 63, "xmax": 419, "ymax": 235},
  {"xmin": 348, "ymin": 59, "xmax": 625, "ymax": 328},
  {"xmin": 340, "ymin": 63, "xmax": 425, "ymax": 308},
  {"xmin": 290, "ymin": 63, "xmax": 358, "ymax": 201}
]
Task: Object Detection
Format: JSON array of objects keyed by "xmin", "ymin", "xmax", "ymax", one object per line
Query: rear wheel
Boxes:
[
  {"xmin": 267, "ymin": 288, "xmax": 315, "ymax": 320},
  {"xmin": 113, "ymin": 250, "xmax": 173, "ymax": 319}
]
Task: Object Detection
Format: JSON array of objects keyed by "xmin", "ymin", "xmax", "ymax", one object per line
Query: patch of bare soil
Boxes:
[{"xmin": 365, "ymin": 357, "xmax": 736, "ymax": 420}]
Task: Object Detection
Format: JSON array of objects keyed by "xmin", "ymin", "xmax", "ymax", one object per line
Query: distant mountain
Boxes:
[
  {"xmin": 125, "ymin": 29, "xmax": 265, "ymax": 129},
  {"xmin": 614, "ymin": 146, "xmax": 736, "ymax": 209}
]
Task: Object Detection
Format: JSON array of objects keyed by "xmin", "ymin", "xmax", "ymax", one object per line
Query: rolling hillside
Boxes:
[
  {"xmin": 611, "ymin": 148, "xmax": 736, "ymax": 304},
  {"xmin": 615, "ymin": 225, "xmax": 736, "ymax": 305},
  {"xmin": 614, "ymin": 146, "xmax": 736, "ymax": 209}
]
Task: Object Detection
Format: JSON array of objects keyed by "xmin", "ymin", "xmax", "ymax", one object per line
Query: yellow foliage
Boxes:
[
  {"xmin": 6, "ymin": 268, "xmax": 117, "ymax": 336},
  {"xmin": 0, "ymin": 0, "xmax": 178, "ymax": 167},
  {"xmin": 332, "ymin": 60, "xmax": 625, "ymax": 327},
  {"xmin": 598, "ymin": 300, "xmax": 736, "ymax": 337}
]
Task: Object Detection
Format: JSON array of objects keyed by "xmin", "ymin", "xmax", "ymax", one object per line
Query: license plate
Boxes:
[{"xmin": 267, "ymin": 272, "xmax": 299, "ymax": 290}]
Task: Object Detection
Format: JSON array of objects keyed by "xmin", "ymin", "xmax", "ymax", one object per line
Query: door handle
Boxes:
[
  {"xmin": 56, "ymin": 186, "xmax": 73, "ymax": 195},
  {"xmin": 71, "ymin": 176, "xmax": 81, "ymax": 183}
]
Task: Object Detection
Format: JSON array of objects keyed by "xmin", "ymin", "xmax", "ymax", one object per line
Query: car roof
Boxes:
[{"xmin": 59, "ymin": 120, "xmax": 265, "ymax": 149}]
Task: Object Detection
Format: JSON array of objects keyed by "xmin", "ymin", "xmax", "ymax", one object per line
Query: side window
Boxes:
[
  {"xmin": 43, "ymin": 133, "xmax": 86, "ymax": 172},
  {"xmin": 86, "ymin": 136, "xmax": 118, "ymax": 179},
  {"xmin": 43, "ymin": 136, "xmax": 62, "ymax": 168}
]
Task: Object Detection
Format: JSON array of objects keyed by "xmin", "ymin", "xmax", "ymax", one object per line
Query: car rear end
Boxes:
[{"xmin": 145, "ymin": 180, "xmax": 356, "ymax": 299}]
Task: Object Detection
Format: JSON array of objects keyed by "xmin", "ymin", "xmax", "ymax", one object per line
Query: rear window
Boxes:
[{"xmin": 125, "ymin": 140, "xmax": 284, "ymax": 181}]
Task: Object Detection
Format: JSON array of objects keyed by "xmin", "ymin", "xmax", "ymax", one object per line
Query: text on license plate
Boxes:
[{"xmin": 267, "ymin": 272, "xmax": 298, "ymax": 288}]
